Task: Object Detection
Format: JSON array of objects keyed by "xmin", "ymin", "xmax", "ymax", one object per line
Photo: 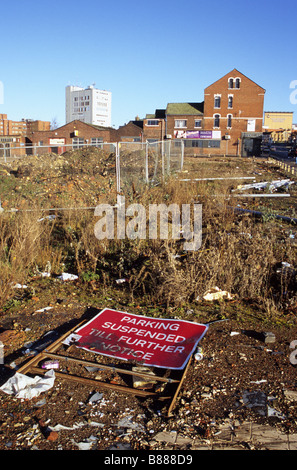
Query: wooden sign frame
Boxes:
[{"xmin": 17, "ymin": 319, "xmax": 192, "ymax": 417}]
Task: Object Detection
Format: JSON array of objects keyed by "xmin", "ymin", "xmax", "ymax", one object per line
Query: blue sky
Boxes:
[{"xmin": 1, "ymin": 0, "xmax": 296, "ymax": 128}]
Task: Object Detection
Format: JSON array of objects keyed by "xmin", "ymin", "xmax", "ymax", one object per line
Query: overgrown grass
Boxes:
[{"xmin": 0, "ymin": 154, "xmax": 296, "ymax": 322}]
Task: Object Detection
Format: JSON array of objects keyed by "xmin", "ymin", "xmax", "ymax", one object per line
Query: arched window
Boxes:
[
  {"xmin": 227, "ymin": 114, "xmax": 232, "ymax": 128},
  {"xmin": 214, "ymin": 114, "xmax": 220, "ymax": 128},
  {"xmin": 228, "ymin": 95, "xmax": 233, "ymax": 108},
  {"xmin": 228, "ymin": 78, "xmax": 234, "ymax": 89},
  {"xmin": 235, "ymin": 78, "xmax": 241, "ymax": 89}
]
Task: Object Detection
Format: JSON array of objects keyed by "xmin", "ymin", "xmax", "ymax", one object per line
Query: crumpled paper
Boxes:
[{"xmin": 0, "ymin": 369, "xmax": 55, "ymax": 399}]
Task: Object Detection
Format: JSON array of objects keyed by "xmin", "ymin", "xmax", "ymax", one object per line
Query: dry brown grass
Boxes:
[{"xmin": 0, "ymin": 155, "xmax": 296, "ymax": 320}]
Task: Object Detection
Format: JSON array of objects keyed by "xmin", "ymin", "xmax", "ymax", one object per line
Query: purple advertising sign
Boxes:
[
  {"xmin": 199, "ymin": 130, "xmax": 213, "ymax": 139},
  {"xmin": 185, "ymin": 130, "xmax": 200, "ymax": 139},
  {"xmin": 185, "ymin": 130, "xmax": 213, "ymax": 139}
]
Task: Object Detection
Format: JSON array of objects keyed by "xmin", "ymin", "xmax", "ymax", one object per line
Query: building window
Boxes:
[
  {"xmin": 147, "ymin": 119, "xmax": 159, "ymax": 126},
  {"xmin": 72, "ymin": 137, "xmax": 84, "ymax": 149},
  {"xmin": 228, "ymin": 95, "xmax": 233, "ymax": 108},
  {"xmin": 208, "ymin": 140, "xmax": 221, "ymax": 148},
  {"xmin": 91, "ymin": 137, "xmax": 103, "ymax": 147},
  {"xmin": 214, "ymin": 114, "xmax": 220, "ymax": 128},
  {"xmin": 228, "ymin": 78, "xmax": 234, "ymax": 89},
  {"xmin": 235, "ymin": 78, "xmax": 241, "ymax": 89},
  {"xmin": 194, "ymin": 119, "xmax": 202, "ymax": 128},
  {"xmin": 227, "ymin": 114, "xmax": 232, "ymax": 128},
  {"xmin": 214, "ymin": 95, "xmax": 221, "ymax": 108},
  {"xmin": 175, "ymin": 119, "xmax": 187, "ymax": 128}
]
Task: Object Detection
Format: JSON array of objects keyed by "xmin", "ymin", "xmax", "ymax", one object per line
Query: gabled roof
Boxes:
[
  {"xmin": 166, "ymin": 102, "xmax": 204, "ymax": 115},
  {"xmin": 205, "ymin": 68, "xmax": 265, "ymax": 92}
]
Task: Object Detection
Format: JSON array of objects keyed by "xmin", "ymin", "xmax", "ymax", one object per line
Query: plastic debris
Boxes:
[
  {"xmin": 57, "ymin": 273, "xmax": 78, "ymax": 281},
  {"xmin": 41, "ymin": 360, "xmax": 60, "ymax": 370},
  {"xmin": 71, "ymin": 435, "xmax": 98, "ymax": 450},
  {"xmin": 132, "ymin": 366, "xmax": 157, "ymax": 389},
  {"xmin": 202, "ymin": 287, "xmax": 234, "ymax": 301},
  {"xmin": 194, "ymin": 347, "xmax": 203, "ymax": 361},
  {"xmin": 34, "ymin": 307, "xmax": 53, "ymax": 314},
  {"xmin": 116, "ymin": 416, "xmax": 145, "ymax": 433},
  {"xmin": 242, "ymin": 390, "xmax": 267, "ymax": 416},
  {"xmin": 234, "ymin": 179, "xmax": 294, "ymax": 192},
  {"xmin": 88, "ymin": 392, "xmax": 103, "ymax": 404},
  {"xmin": 0, "ymin": 369, "xmax": 55, "ymax": 399}
]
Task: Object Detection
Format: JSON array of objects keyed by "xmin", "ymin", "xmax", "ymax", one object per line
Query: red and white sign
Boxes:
[{"xmin": 67, "ymin": 308, "xmax": 208, "ymax": 370}]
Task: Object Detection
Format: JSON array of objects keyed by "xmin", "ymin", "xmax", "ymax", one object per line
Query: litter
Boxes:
[
  {"xmin": 34, "ymin": 307, "xmax": 53, "ymax": 314},
  {"xmin": 12, "ymin": 283, "xmax": 28, "ymax": 289},
  {"xmin": 201, "ymin": 287, "xmax": 234, "ymax": 301},
  {"xmin": 116, "ymin": 415, "xmax": 145, "ymax": 433},
  {"xmin": 38, "ymin": 215, "xmax": 57, "ymax": 222},
  {"xmin": 71, "ymin": 435, "xmax": 98, "ymax": 450},
  {"xmin": 267, "ymin": 406, "xmax": 286, "ymax": 420},
  {"xmin": 132, "ymin": 366, "xmax": 157, "ymax": 389},
  {"xmin": 116, "ymin": 278, "xmax": 127, "ymax": 284},
  {"xmin": 194, "ymin": 347, "xmax": 203, "ymax": 361},
  {"xmin": 242, "ymin": 390, "xmax": 267, "ymax": 416},
  {"xmin": 234, "ymin": 179, "xmax": 294, "ymax": 192},
  {"xmin": 49, "ymin": 421, "xmax": 104, "ymax": 432},
  {"xmin": 263, "ymin": 332, "xmax": 276, "ymax": 344},
  {"xmin": 0, "ymin": 369, "xmax": 55, "ymax": 399},
  {"xmin": 41, "ymin": 360, "xmax": 59, "ymax": 370},
  {"xmin": 57, "ymin": 273, "xmax": 78, "ymax": 281},
  {"xmin": 88, "ymin": 392, "xmax": 103, "ymax": 404}
]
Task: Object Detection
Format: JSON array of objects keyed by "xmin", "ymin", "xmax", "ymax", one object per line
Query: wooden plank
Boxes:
[
  {"xmin": 38, "ymin": 351, "xmax": 179, "ymax": 384},
  {"xmin": 16, "ymin": 318, "xmax": 191, "ymax": 416},
  {"xmin": 167, "ymin": 357, "xmax": 192, "ymax": 417},
  {"xmin": 30, "ymin": 366, "xmax": 156, "ymax": 398}
]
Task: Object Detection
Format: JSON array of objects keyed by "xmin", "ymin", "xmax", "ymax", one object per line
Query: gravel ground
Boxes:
[{"xmin": 1, "ymin": 297, "xmax": 297, "ymax": 452}]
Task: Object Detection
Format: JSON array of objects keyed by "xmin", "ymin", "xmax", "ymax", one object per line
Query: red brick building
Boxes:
[
  {"xmin": 203, "ymin": 68, "xmax": 265, "ymax": 155},
  {"xmin": 27, "ymin": 120, "xmax": 119, "ymax": 154},
  {"xmin": 140, "ymin": 69, "xmax": 266, "ymax": 156}
]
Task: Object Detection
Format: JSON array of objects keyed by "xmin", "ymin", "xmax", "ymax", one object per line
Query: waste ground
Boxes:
[{"xmin": 1, "ymin": 150, "xmax": 297, "ymax": 451}]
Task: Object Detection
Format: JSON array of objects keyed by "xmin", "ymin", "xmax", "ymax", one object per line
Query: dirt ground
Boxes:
[
  {"xmin": 1, "ymin": 152, "xmax": 297, "ymax": 453},
  {"xmin": 1, "ymin": 279, "xmax": 297, "ymax": 451}
]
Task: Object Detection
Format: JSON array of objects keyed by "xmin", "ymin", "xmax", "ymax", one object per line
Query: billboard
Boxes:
[{"xmin": 65, "ymin": 308, "xmax": 208, "ymax": 370}]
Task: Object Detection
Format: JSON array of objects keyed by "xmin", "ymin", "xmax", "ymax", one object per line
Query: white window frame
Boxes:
[
  {"xmin": 146, "ymin": 119, "xmax": 159, "ymax": 126},
  {"xmin": 228, "ymin": 77, "xmax": 234, "ymax": 89},
  {"xmin": 228, "ymin": 94, "xmax": 233, "ymax": 109},
  {"xmin": 235, "ymin": 77, "xmax": 241, "ymax": 89},
  {"xmin": 227, "ymin": 114, "xmax": 233, "ymax": 129},
  {"xmin": 194, "ymin": 119, "xmax": 202, "ymax": 128},
  {"xmin": 174, "ymin": 119, "xmax": 187, "ymax": 128}
]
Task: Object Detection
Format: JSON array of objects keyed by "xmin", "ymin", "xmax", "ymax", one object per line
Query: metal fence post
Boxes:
[
  {"xmin": 145, "ymin": 142, "xmax": 149, "ymax": 183},
  {"xmin": 116, "ymin": 142, "xmax": 121, "ymax": 194},
  {"xmin": 181, "ymin": 139, "xmax": 184, "ymax": 171}
]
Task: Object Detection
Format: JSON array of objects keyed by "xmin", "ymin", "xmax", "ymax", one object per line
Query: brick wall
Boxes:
[
  {"xmin": 28, "ymin": 120, "xmax": 119, "ymax": 148},
  {"xmin": 203, "ymin": 69, "xmax": 265, "ymax": 155}
]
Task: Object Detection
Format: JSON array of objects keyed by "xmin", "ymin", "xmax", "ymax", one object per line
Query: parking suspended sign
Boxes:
[{"xmin": 67, "ymin": 308, "xmax": 208, "ymax": 370}]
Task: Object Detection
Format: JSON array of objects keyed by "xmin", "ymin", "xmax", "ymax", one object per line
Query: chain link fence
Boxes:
[{"xmin": 0, "ymin": 140, "xmax": 184, "ymax": 199}]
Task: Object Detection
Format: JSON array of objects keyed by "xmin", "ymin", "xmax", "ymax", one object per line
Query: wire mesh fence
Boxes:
[{"xmin": 0, "ymin": 140, "xmax": 184, "ymax": 201}]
